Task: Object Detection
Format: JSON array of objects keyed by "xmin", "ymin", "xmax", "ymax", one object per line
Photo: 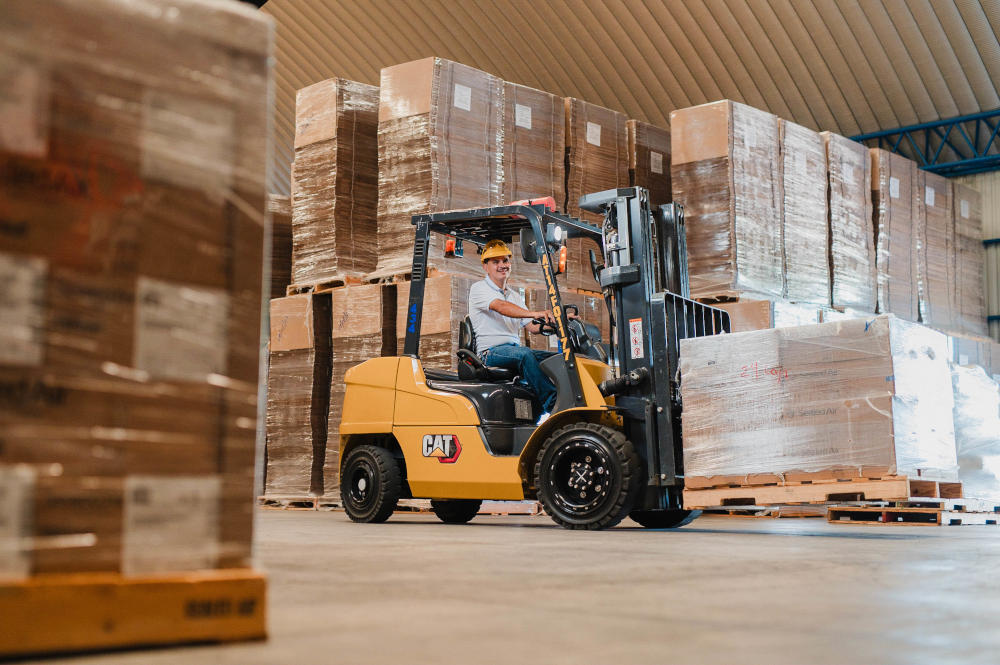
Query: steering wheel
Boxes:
[{"xmin": 530, "ymin": 318, "xmax": 559, "ymax": 336}]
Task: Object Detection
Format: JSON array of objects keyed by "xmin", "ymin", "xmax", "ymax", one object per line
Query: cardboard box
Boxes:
[
  {"xmin": 871, "ymin": 148, "xmax": 919, "ymax": 321},
  {"xmin": 291, "ymin": 79, "xmax": 379, "ymax": 284},
  {"xmin": 627, "ymin": 119, "xmax": 671, "ymax": 206},
  {"xmin": 780, "ymin": 120, "xmax": 829, "ymax": 305},
  {"xmin": 916, "ymin": 170, "xmax": 955, "ymax": 331},
  {"xmin": 680, "ymin": 316, "xmax": 958, "ymax": 484},
  {"xmin": 714, "ymin": 300, "xmax": 821, "ymax": 332},
  {"xmin": 671, "ymin": 100, "xmax": 783, "ymax": 300},
  {"xmin": 823, "ymin": 132, "xmax": 876, "ymax": 312},
  {"xmin": 265, "ymin": 294, "xmax": 331, "ymax": 497},
  {"xmin": 952, "ymin": 183, "xmax": 987, "ymax": 335},
  {"xmin": 268, "ymin": 194, "xmax": 293, "ymax": 299}
]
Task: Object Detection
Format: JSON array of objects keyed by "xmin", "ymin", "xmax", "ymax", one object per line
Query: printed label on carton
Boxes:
[
  {"xmin": 0, "ymin": 466, "xmax": 35, "ymax": 581},
  {"xmin": 650, "ymin": 151, "xmax": 663, "ymax": 175},
  {"xmin": 0, "ymin": 252, "xmax": 47, "ymax": 367},
  {"xmin": 629, "ymin": 318, "xmax": 644, "ymax": 359},
  {"xmin": 0, "ymin": 55, "xmax": 49, "ymax": 158},
  {"xmin": 515, "ymin": 103, "xmax": 532, "ymax": 130},
  {"xmin": 453, "ymin": 84, "xmax": 472, "ymax": 112},
  {"xmin": 961, "ymin": 199, "xmax": 970, "ymax": 219},
  {"xmin": 889, "ymin": 177, "xmax": 900, "ymax": 199},
  {"xmin": 134, "ymin": 277, "xmax": 228, "ymax": 382},
  {"xmin": 123, "ymin": 475, "xmax": 220, "ymax": 576},
  {"xmin": 925, "ymin": 186, "xmax": 935, "ymax": 207},
  {"xmin": 586, "ymin": 122, "xmax": 602, "ymax": 147}
]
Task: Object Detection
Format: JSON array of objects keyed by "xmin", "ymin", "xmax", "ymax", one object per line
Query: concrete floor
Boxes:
[{"xmin": 38, "ymin": 509, "xmax": 1000, "ymax": 665}]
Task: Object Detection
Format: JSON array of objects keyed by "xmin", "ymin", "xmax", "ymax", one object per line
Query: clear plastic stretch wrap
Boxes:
[
  {"xmin": 952, "ymin": 183, "xmax": 987, "ymax": 336},
  {"xmin": 671, "ymin": 101, "xmax": 783, "ymax": 300},
  {"xmin": 680, "ymin": 316, "xmax": 958, "ymax": 483},
  {"xmin": 326, "ymin": 284, "xmax": 396, "ymax": 496},
  {"xmin": 780, "ymin": 120, "xmax": 829, "ymax": 305},
  {"xmin": 268, "ymin": 194, "xmax": 293, "ymax": 299},
  {"xmin": 565, "ymin": 98, "xmax": 629, "ymax": 292},
  {"xmin": 0, "ymin": 0, "xmax": 271, "ymax": 577},
  {"xmin": 291, "ymin": 79, "xmax": 378, "ymax": 284},
  {"xmin": 396, "ymin": 274, "xmax": 475, "ymax": 372},
  {"xmin": 265, "ymin": 295, "xmax": 331, "ymax": 498},
  {"xmin": 628, "ymin": 119, "xmax": 671, "ymax": 206},
  {"xmin": 823, "ymin": 132, "xmax": 876, "ymax": 312},
  {"xmin": 714, "ymin": 300, "xmax": 820, "ymax": 333},
  {"xmin": 376, "ymin": 58, "xmax": 503, "ymax": 279},
  {"xmin": 951, "ymin": 365, "xmax": 1000, "ymax": 499},
  {"xmin": 916, "ymin": 171, "xmax": 956, "ymax": 331},
  {"xmin": 871, "ymin": 149, "xmax": 919, "ymax": 321},
  {"xmin": 948, "ymin": 333, "xmax": 994, "ymax": 373}
]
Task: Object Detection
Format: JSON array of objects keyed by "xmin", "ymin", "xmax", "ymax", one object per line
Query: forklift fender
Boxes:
[
  {"xmin": 340, "ymin": 433, "xmax": 413, "ymax": 499},
  {"xmin": 517, "ymin": 407, "xmax": 619, "ymax": 494}
]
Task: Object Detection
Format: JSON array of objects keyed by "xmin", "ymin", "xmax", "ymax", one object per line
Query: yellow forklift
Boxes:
[{"xmin": 338, "ymin": 188, "xmax": 729, "ymax": 529}]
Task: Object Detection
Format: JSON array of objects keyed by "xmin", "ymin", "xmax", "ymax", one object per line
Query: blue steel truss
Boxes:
[{"xmin": 852, "ymin": 109, "xmax": 1000, "ymax": 177}]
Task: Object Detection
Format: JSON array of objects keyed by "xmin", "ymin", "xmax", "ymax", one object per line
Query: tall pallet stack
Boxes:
[
  {"xmin": 268, "ymin": 194, "xmax": 294, "ymax": 299},
  {"xmin": 628, "ymin": 119, "xmax": 672, "ymax": 207},
  {"xmin": 952, "ymin": 183, "xmax": 987, "ymax": 336},
  {"xmin": 917, "ymin": 170, "xmax": 955, "ymax": 330},
  {"xmin": 0, "ymin": 0, "xmax": 269, "ymax": 657},
  {"xmin": 872, "ymin": 148, "xmax": 920, "ymax": 322}
]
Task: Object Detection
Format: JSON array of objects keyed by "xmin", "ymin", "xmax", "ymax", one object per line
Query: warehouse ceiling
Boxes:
[{"xmin": 261, "ymin": 0, "xmax": 1000, "ymax": 195}]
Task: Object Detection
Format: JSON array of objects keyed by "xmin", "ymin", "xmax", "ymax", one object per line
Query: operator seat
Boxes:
[{"xmin": 456, "ymin": 316, "xmax": 515, "ymax": 382}]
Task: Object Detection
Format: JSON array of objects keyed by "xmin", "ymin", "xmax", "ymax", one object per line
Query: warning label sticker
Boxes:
[{"xmin": 629, "ymin": 318, "xmax": 644, "ymax": 359}]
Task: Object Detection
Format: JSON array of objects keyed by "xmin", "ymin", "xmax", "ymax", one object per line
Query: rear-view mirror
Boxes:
[{"xmin": 519, "ymin": 227, "xmax": 539, "ymax": 263}]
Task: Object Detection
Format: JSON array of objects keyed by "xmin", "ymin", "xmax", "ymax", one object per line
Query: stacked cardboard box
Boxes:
[
  {"xmin": 952, "ymin": 183, "xmax": 987, "ymax": 335},
  {"xmin": 0, "ymin": 0, "xmax": 270, "ymax": 578},
  {"xmin": 713, "ymin": 300, "xmax": 821, "ymax": 333},
  {"xmin": 680, "ymin": 316, "xmax": 958, "ymax": 485},
  {"xmin": 916, "ymin": 170, "xmax": 955, "ymax": 330},
  {"xmin": 265, "ymin": 295, "xmax": 331, "ymax": 497},
  {"xmin": 291, "ymin": 79, "xmax": 379, "ymax": 285},
  {"xmin": 325, "ymin": 284, "xmax": 396, "ymax": 495},
  {"xmin": 627, "ymin": 119, "xmax": 671, "ymax": 207},
  {"xmin": 951, "ymin": 365, "xmax": 1000, "ymax": 499},
  {"xmin": 823, "ymin": 132, "xmax": 876, "ymax": 313},
  {"xmin": 871, "ymin": 149, "xmax": 919, "ymax": 321},
  {"xmin": 671, "ymin": 100, "xmax": 783, "ymax": 301},
  {"xmin": 396, "ymin": 274, "xmax": 476, "ymax": 372},
  {"xmin": 780, "ymin": 120, "xmax": 829, "ymax": 305},
  {"xmin": 565, "ymin": 98, "xmax": 629, "ymax": 292},
  {"xmin": 268, "ymin": 194, "xmax": 293, "ymax": 299}
]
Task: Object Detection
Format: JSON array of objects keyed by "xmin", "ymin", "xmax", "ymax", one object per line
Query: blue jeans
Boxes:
[{"xmin": 483, "ymin": 344, "xmax": 557, "ymax": 412}]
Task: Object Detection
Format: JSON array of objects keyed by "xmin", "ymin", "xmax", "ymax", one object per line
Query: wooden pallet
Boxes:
[
  {"xmin": 258, "ymin": 496, "xmax": 541, "ymax": 516},
  {"xmin": 363, "ymin": 267, "xmax": 440, "ymax": 285},
  {"xmin": 285, "ymin": 275, "xmax": 362, "ymax": 296},
  {"xmin": 828, "ymin": 506, "xmax": 999, "ymax": 526},
  {"xmin": 703, "ymin": 505, "xmax": 826, "ymax": 518},
  {"xmin": 683, "ymin": 476, "xmax": 962, "ymax": 509},
  {"xmin": 0, "ymin": 568, "xmax": 266, "ymax": 658},
  {"xmin": 258, "ymin": 495, "xmax": 338, "ymax": 511}
]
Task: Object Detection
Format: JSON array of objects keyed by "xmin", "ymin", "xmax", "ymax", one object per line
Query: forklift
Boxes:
[{"xmin": 337, "ymin": 187, "xmax": 730, "ymax": 530}]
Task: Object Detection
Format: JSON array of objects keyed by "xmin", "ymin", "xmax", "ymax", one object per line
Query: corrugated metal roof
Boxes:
[{"xmin": 262, "ymin": 0, "xmax": 1000, "ymax": 195}]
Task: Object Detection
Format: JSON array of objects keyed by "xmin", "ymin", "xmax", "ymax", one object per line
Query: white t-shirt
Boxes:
[{"xmin": 468, "ymin": 278, "xmax": 529, "ymax": 351}]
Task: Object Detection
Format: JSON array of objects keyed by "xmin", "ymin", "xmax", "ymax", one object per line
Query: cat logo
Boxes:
[{"xmin": 421, "ymin": 434, "xmax": 462, "ymax": 463}]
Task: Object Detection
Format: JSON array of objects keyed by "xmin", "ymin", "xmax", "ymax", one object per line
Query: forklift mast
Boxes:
[{"xmin": 580, "ymin": 188, "xmax": 730, "ymax": 511}]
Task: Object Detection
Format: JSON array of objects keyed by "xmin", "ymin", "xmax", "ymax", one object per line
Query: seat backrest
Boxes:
[{"xmin": 459, "ymin": 315, "xmax": 477, "ymax": 353}]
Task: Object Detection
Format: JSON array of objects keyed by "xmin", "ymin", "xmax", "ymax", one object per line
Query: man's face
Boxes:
[{"xmin": 483, "ymin": 255, "xmax": 511, "ymax": 285}]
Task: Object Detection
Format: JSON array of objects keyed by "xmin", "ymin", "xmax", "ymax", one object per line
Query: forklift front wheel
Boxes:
[
  {"xmin": 534, "ymin": 422, "xmax": 640, "ymax": 530},
  {"xmin": 341, "ymin": 445, "xmax": 402, "ymax": 523},
  {"xmin": 430, "ymin": 499, "xmax": 482, "ymax": 524},
  {"xmin": 629, "ymin": 509, "xmax": 701, "ymax": 529}
]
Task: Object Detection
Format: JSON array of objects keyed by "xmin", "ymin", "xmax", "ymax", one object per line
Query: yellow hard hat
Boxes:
[{"xmin": 481, "ymin": 239, "xmax": 512, "ymax": 262}]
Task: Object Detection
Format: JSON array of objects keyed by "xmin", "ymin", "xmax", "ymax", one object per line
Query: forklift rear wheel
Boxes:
[
  {"xmin": 534, "ymin": 422, "xmax": 639, "ymax": 530},
  {"xmin": 629, "ymin": 509, "xmax": 701, "ymax": 529},
  {"xmin": 430, "ymin": 499, "xmax": 482, "ymax": 524},
  {"xmin": 341, "ymin": 445, "xmax": 402, "ymax": 523}
]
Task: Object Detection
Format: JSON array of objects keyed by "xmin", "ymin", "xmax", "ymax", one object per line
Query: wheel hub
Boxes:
[{"xmin": 549, "ymin": 441, "xmax": 612, "ymax": 516}]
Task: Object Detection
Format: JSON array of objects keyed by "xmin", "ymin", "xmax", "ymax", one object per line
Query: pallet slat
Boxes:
[{"xmin": 684, "ymin": 477, "xmax": 919, "ymax": 508}]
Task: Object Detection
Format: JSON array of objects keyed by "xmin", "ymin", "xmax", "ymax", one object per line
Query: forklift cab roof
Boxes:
[{"xmin": 413, "ymin": 202, "xmax": 603, "ymax": 249}]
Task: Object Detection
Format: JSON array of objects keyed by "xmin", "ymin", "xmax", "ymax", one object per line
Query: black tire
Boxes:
[
  {"xmin": 534, "ymin": 422, "xmax": 639, "ymax": 530},
  {"xmin": 629, "ymin": 509, "xmax": 701, "ymax": 529},
  {"xmin": 430, "ymin": 499, "xmax": 482, "ymax": 524},
  {"xmin": 340, "ymin": 445, "xmax": 402, "ymax": 523}
]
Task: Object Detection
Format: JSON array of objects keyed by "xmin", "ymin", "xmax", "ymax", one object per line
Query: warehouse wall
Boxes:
[{"xmin": 956, "ymin": 171, "xmax": 1000, "ymax": 342}]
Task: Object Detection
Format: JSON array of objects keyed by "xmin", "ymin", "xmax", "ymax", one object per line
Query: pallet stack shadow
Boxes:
[{"xmin": 0, "ymin": 0, "xmax": 269, "ymax": 657}]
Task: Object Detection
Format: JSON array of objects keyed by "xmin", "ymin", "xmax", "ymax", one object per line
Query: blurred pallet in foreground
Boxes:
[{"xmin": 0, "ymin": 569, "xmax": 266, "ymax": 658}]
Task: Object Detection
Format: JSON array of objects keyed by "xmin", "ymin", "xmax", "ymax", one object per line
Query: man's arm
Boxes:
[{"xmin": 489, "ymin": 299, "xmax": 551, "ymax": 334}]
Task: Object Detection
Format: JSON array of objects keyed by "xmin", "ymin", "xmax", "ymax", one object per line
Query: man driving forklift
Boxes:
[{"xmin": 469, "ymin": 239, "xmax": 560, "ymax": 419}]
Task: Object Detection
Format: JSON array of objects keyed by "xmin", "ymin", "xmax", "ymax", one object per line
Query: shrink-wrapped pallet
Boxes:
[
  {"xmin": 627, "ymin": 119, "xmax": 671, "ymax": 206},
  {"xmin": 265, "ymin": 295, "xmax": 331, "ymax": 498},
  {"xmin": 326, "ymin": 284, "xmax": 396, "ymax": 495},
  {"xmin": 714, "ymin": 300, "xmax": 821, "ymax": 332},
  {"xmin": 680, "ymin": 316, "xmax": 958, "ymax": 484},
  {"xmin": 0, "ymin": 0, "xmax": 271, "ymax": 575},
  {"xmin": 916, "ymin": 171, "xmax": 955, "ymax": 330},
  {"xmin": 871, "ymin": 149, "xmax": 919, "ymax": 321},
  {"xmin": 291, "ymin": 79, "xmax": 378, "ymax": 285},
  {"xmin": 671, "ymin": 101, "xmax": 783, "ymax": 300},
  {"xmin": 951, "ymin": 365, "xmax": 1000, "ymax": 500},
  {"xmin": 565, "ymin": 98, "xmax": 628, "ymax": 292},
  {"xmin": 822, "ymin": 132, "xmax": 876, "ymax": 312},
  {"xmin": 949, "ymin": 333, "xmax": 994, "ymax": 372},
  {"xmin": 268, "ymin": 194, "xmax": 293, "ymax": 299},
  {"xmin": 376, "ymin": 58, "xmax": 503, "ymax": 279},
  {"xmin": 952, "ymin": 183, "xmax": 987, "ymax": 335},
  {"xmin": 396, "ymin": 274, "xmax": 476, "ymax": 371},
  {"xmin": 780, "ymin": 120, "xmax": 829, "ymax": 305}
]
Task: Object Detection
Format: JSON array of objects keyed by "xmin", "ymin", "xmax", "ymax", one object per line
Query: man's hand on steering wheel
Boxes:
[{"xmin": 530, "ymin": 310, "xmax": 558, "ymax": 336}]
